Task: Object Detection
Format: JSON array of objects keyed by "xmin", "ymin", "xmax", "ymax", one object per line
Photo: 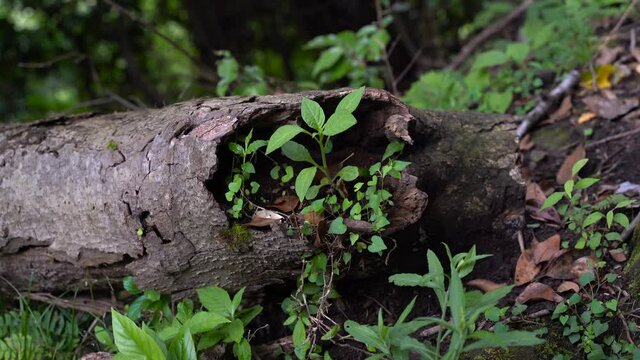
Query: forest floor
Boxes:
[{"xmin": 277, "ymin": 17, "xmax": 640, "ymax": 360}]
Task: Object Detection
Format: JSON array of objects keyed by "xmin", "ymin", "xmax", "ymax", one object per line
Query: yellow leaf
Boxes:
[
  {"xmin": 580, "ymin": 64, "xmax": 615, "ymax": 90},
  {"xmin": 577, "ymin": 112, "xmax": 597, "ymax": 124}
]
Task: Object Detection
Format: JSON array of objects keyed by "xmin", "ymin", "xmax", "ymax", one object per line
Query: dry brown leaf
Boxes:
[
  {"xmin": 516, "ymin": 282, "xmax": 564, "ymax": 304},
  {"xmin": 595, "ymin": 45, "xmax": 624, "ymax": 66},
  {"xmin": 557, "ymin": 281, "xmax": 580, "ymax": 293},
  {"xmin": 544, "ymin": 252, "xmax": 596, "ymax": 281},
  {"xmin": 526, "ymin": 182, "xmax": 547, "ymax": 205},
  {"xmin": 532, "ymin": 234, "xmax": 561, "ymax": 264},
  {"xmin": 467, "ymin": 279, "xmax": 507, "ymax": 293},
  {"xmin": 570, "ymin": 256, "xmax": 597, "ymax": 279},
  {"xmin": 577, "ymin": 112, "xmax": 597, "ymax": 124},
  {"xmin": 582, "ymin": 95, "xmax": 639, "ymax": 120},
  {"xmin": 548, "ymin": 96, "xmax": 573, "ymax": 123},
  {"xmin": 556, "ymin": 145, "xmax": 586, "ymax": 185},
  {"xmin": 514, "ymin": 249, "xmax": 540, "ymax": 286},
  {"xmin": 519, "ymin": 134, "xmax": 535, "ymax": 151},
  {"xmin": 246, "ymin": 209, "xmax": 283, "ymax": 228},
  {"xmin": 526, "ymin": 204, "xmax": 563, "ymax": 224},
  {"xmin": 609, "ymin": 248, "xmax": 627, "ymax": 262},
  {"xmin": 271, "ymin": 195, "xmax": 299, "ymax": 213},
  {"xmin": 631, "ymin": 48, "xmax": 640, "ymax": 63},
  {"xmin": 304, "ymin": 211, "xmax": 323, "ymax": 226}
]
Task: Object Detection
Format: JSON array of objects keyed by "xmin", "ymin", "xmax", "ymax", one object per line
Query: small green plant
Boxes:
[
  {"xmin": 0, "ymin": 297, "xmax": 86, "ymax": 360},
  {"xmin": 540, "ymin": 159, "xmax": 632, "ymax": 255},
  {"xmin": 226, "ymin": 129, "xmax": 267, "ymax": 218},
  {"xmin": 122, "ymin": 275, "xmax": 172, "ymax": 325},
  {"xmin": 216, "ymin": 50, "xmax": 268, "ymax": 97},
  {"xmin": 105, "ymin": 282, "xmax": 262, "ymax": 360},
  {"xmin": 344, "ymin": 245, "xmax": 544, "ymax": 359}
]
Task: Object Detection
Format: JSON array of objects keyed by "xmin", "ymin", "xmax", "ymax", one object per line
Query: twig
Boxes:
[
  {"xmin": 393, "ymin": 47, "xmax": 423, "ymax": 90},
  {"xmin": 621, "ymin": 211, "xmax": 640, "ymax": 242},
  {"xmin": 586, "ymin": 126, "xmax": 640, "ymax": 150},
  {"xmin": 516, "ymin": 69, "xmax": 581, "ymax": 139},
  {"xmin": 611, "ymin": 0, "xmax": 638, "ymax": 37},
  {"xmin": 448, "ymin": 0, "xmax": 535, "ymax": 70},
  {"xmin": 19, "ymin": 52, "xmax": 85, "ymax": 69},
  {"xmin": 619, "ymin": 313, "xmax": 637, "ymax": 347}
]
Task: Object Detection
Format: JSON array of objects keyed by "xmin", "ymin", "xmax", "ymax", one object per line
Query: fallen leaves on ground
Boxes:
[
  {"xmin": 519, "ymin": 134, "xmax": 535, "ymax": 151},
  {"xmin": 609, "ymin": 248, "xmax": 627, "ymax": 262},
  {"xmin": 516, "ymin": 282, "xmax": 564, "ymax": 304},
  {"xmin": 271, "ymin": 195, "xmax": 299, "ymax": 212},
  {"xmin": 577, "ymin": 112, "xmax": 597, "ymax": 124},
  {"xmin": 247, "ymin": 209, "xmax": 284, "ymax": 228},
  {"xmin": 556, "ymin": 144, "xmax": 586, "ymax": 184},
  {"xmin": 547, "ymin": 96, "xmax": 573, "ymax": 123},
  {"xmin": 582, "ymin": 95, "xmax": 638, "ymax": 120},
  {"xmin": 467, "ymin": 279, "xmax": 507, "ymax": 292},
  {"xmin": 580, "ymin": 64, "xmax": 615, "ymax": 90},
  {"xmin": 531, "ymin": 234, "xmax": 561, "ymax": 264},
  {"xmin": 514, "ymin": 249, "xmax": 540, "ymax": 286},
  {"xmin": 557, "ymin": 281, "xmax": 580, "ymax": 293},
  {"xmin": 304, "ymin": 210, "xmax": 323, "ymax": 226},
  {"xmin": 526, "ymin": 204, "xmax": 563, "ymax": 224}
]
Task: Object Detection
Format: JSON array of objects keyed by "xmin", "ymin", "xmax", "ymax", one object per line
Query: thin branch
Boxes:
[
  {"xmin": 18, "ymin": 52, "xmax": 85, "ymax": 69},
  {"xmin": 516, "ymin": 69, "xmax": 581, "ymax": 139},
  {"xmin": 621, "ymin": 211, "xmax": 640, "ymax": 242},
  {"xmin": 448, "ymin": 0, "xmax": 535, "ymax": 70},
  {"xmin": 585, "ymin": 126, "xmax": 640, "ymax": 150}
]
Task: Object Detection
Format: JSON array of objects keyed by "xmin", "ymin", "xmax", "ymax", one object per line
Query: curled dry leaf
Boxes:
[
  {"xmin": 547, "ymin": 96, "xmax": 573, "ymax": 123},
  {"xmin": 531, "ymin": 234, "xmax": 561, "ymax": 264},
  {"xmin": 526, "ymin": 182, "xmax": 547, "ymax": 205},
  {"xmin": 570, "ymin": 256, "xmax": 597, "ymax": 279},
  {"xmin": 467, "ymin": 279, "xmax": 507, "ymax": 293},
  {"xmin": 556, "ymin": 144, "xmax": 586, "ymax": 185},
  {"xmin": 514, "ymin": 249, "xmax": 540, "ymax": 286},
  {"xmin": 526, "ymin": 204, "xmax": 562, "ymax": 224},
  {"xmin": 519, "ymin": 134, "xmax": 535, "ymax": 151},
  {"xmin": 609, "ymin": 248, "xmax": 627, "ymax": 262},
  {"xmin": 247, "ymin": 209, "xmax": 284, "ymax": 228},
  {"xmin": 595, "ymin": 45, "xmax": 624, "ymax": 66},
  {"xmin": 577, "ymin": 112, "xmax": 597, "ymax": 124},
  {"xmin": 516, "ymin": 282, "xmax": 564, "ymax": 304},
  {"xmin": 557, "ymin": 281, "xmax": 580, "ymax": 293},
  {"xmin": 271, "ymin": 195, "xmax": 299, "ymax": 213},
  {"xmin": 304, "ymin": 210, "xmax": 323, "ymax": 226},
  {"xmin": 582, "ymin": 95, "xmax": 639, "ymax": 120}
]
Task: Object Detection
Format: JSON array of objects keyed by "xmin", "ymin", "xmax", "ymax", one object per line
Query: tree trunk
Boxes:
[{"xmin": 0, "ymin": 89, "xmax": 523, "ymax": 297}]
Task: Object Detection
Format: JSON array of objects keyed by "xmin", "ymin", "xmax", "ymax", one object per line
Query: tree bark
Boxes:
[{"xmin": 0, "ymin": 88, "xmax": 523, "ymax": 297}]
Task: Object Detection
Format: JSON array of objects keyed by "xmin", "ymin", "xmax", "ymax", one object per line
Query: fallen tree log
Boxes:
[{"xmin": 0, "ymin": 88, "xmax": 523, "ymax": 297}]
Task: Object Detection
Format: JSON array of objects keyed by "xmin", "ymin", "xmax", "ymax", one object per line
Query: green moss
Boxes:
[
  {"xmin": 624, "ymin": 227, "xmax": 640, "ymax": 297},
  {"xmin": 221, "ymin": 224, "xmax": 253, "ymax": 251},
  {"xmin": 106, "ymin": 139, "xmax": 118, "ymax": 151}
]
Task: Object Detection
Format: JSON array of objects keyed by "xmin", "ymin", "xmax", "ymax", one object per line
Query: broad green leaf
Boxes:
[
  {"xmin": 197, "ymin": 287, "xmax": 232, "ymax": 319},
  {"xmin": 328, "ymin": 217, "xmax": 347, "ymax": 235},
  {"xmin": 312, "ymin": 47, "xmax": 343, "ymax": 77},
  {"xmin": 282, "ymin": 141, "xmax": 314, "ymax": 163},
  {"xmin": 228, "ymin": 143, "xmax": 244, "ymax": 155},
  {"xmin": 246, "ymin": 140, "xmax": 267, "ymax": 154},
  {"xmin": 336, "ymin": 86, "xmax": 365, "ymax": 113},
  {"xmin": 232, "ymin": 288, "xmax": 245, "ymax": 314},
  {"xmin": 564, "ymin": 179, "xmax": 574, "ymax": 197},
  {"xmin": 225, "ymin": 319, "xmax": 245, "ymax": 343},
  {"xmin": 607, "ymin": 211, "xmax": 614, "ymax": 228},
  {"xmin": 111, "ymin": 309, "xmax": 166, "ymax": 359},
  {"xmin": 301, "ymin": 98, "xmax": 325, "ymax": 130},
  {"xmin": 382, "ymin": 142, "xmax": 404, "ymax": 161},
  {"xmin": 614, "ymin": 213, "xmax": 630, "ymax": 229},
  {"xmin": 481, "ymin": 91, "xmax": 512, "ymax": 113},
  {"xmin": 295, "ymin": 167, "xmax": 317, "ymax": 202},
  {"xmin": 368, "ymin": 235, "xmax": 387, "ymax": 253},
  {"xmin": 95, "ymin": 325, "xmax": 115, "ymax": 350},
  {"xmin": 505, "ymin": 42, "xmax": 530, "ymax": 63},
  {"xmin": 293, "ymin": 319, "xmax": 308, "ymax": 358},
  {"xmin": 575, "ymin": 178, "xmax": 599, "ymax": 190},
  {"xmin": 336, "ymin": 166, "xmax": 359, "ymax": 181},
  {"xmin": 234, "ymin": 338, "xmax": 252, "ymax": 360},
  {"xmin": 583, "ymin": 212, "xmax": 604, "ymax": 227},
  {"xmin": 238, "ymin": 305, "xmax": 263, "ymax": 326},
  {"xmin": 473, "ymin": 50, "xmax": 509, "ymax": 69},
  {"xmin": 426, "ymin": 249, "xmax": 446, "ymax": 309},
  {"xmin": 572, "ymin": 158, "xmax": 588, "ymax": 176},
  {"xmin": 123, "ymin": 276, "xmax": 141, "ymax": 295},
  {"xmin": 266, "ymin": 125, "xmax": 305, "ymax": 154},
  {"xmin": 540, "ymin": 192, "xmax": 564, "ymax": 210},
  {"xmin": 241, "ymin": 162, "xmax": 255, "ymax": 174},
  {"xmin": 463, "ymin": 330, "xmax": 544, "ymax": 351},
  {"xmin": 323, "ymin": 110, "xmax": 357, "ymax": 136},
  {"xmin": 168, "ymin": 329, "xmax": 196, "ymax": 360},
  {"xmin": 449, "ymin": 266, "xmax": 465, "ymax": 329},
  {"xmin": 185, "ymin": 312, "xmax": 229, "ymax": 335}
]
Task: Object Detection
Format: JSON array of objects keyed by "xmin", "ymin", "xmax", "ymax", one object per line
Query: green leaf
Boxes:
[
  {"xmin": 111, "ymin": 309, "xmax": 166, "ymax": 359},
  {"xmin": 295, "ymin": 167, "xmax": 317, "ymax": 202},
  {"xmin": 226, "ymin": 319, "xmax": 245, "ymax": 343},
  {"xmin": 574, "ymin": 178, "xmax": 599, "ymax": 190},
  {"xmin": 123, "ymin": 276, "xmax": 141, "ymax": 295},
  {"xmin": 607, "ymin": 210, "xmax": 614, "ymax": 228},
  {"xmin": 282, "ymin": 165, "xmax": 294, "ymax": 183},
  {"xmin": 482, "ymin": 91, "xmax": 512, "ymax": 113},
  {"xmin": 506, "ymin": 42, "xmax": 530, "ymax": 63},
  {"xmin": 583, "ymin": 212, "xmax": 604, "ymax": 227},
  {"xmin": 614, "ymin": 213, "xmax": 630, "ymax": 229},
  {"xmin": 328, "ymin": 217, "xmax": 347, "ymax": 235},
  {"xmin": 368, "ymin": 235, "xmax": 387, "ymax": 253},
  {"xmin": 185, "ymin": 312, "xmax": 229, "ymax": 335},
  {"xmin": 301, "ymin": 98, "xmax": 325, "ymax": 130},
  {"xmin": 232, "ymin": 288, "xmax": 245, "ymax": 314},
  {"xmin": 323, "ymin": 110, "xmax": 357, "ymax": 136},
  {"xmin": 463, "ymin": 330, "xmax": 544, "ymax": 352},
  {"xmin": 281, "ymin": 141, "xmax": 314, "ymax": 163},
  {"xmin": 234, "ymin": 338, "xmax": 252, "ymax": 360},
  {"xmin": 241, "ymin": 162, "xmax": 255, "ymax": 174},
  {"xmin": 572, "ymin": 159, "xmax": 588, "ymax": 176},
  {"xmin": 382, "ymin": 142, "xmax": 404, "ymax": 161},
  {"xmin": 336, "ymin": 166, "xmax": 359, "ymax": 181},
  {"xmin": 228, "ymin": 143, "xmax": 244, "ymax": 155},
  {"xmin": 336, "ymin": 86, "xmax": 365, "ymax": 113},
  {"xmin": 590, "ymin": 300, "xmax": 605, "ymax": 315},
  {"xmin": 197, "ymin": 287, "xmax": 232, "ymax": 319},
  {"xmin": 312, "ymin": 47, "xmax": 343, "ymax": 77},
  {"xmin": 541, "ymin": 192, "xmax": 564, "ymax": 210},
  {"xmin": 473, "ymin": 50, "xmax": 509, "ymax": 69},
  {"xmin": 95, "ymin": 325, "xmax": 115, "ymax": 350},
  {"xmin": 344, "ymin": 321, "xmax": 388, "ymax": 353},
  {"xmin": 266, "ymin": 125, "xmax": 305, "ymax": 154},
  {"xmin": 564, "ymin": 180, "xmax": 574, "ymax": 197},
  {"xmin": 293, "ymin": 319, "xmax": 308, "ymax": 358},
  {"xmin": 168, "ymin": 329, "xmax": 197, "ymax": 360}
]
